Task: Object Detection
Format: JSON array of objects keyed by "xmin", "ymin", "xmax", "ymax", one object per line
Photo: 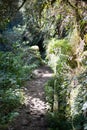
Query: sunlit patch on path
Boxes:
[{"xmin": 10, "ymin": 65, "xmax": 53, "ymax": 130}]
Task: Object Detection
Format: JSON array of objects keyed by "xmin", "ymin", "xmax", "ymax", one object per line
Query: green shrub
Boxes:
[
  {"xmin": 45, "ymin": 38, "xmax": 84, "ymax": 130},
  {"xmin": 46, "ymin": 38, "xmax": 71, "ymax": 55},
  {"xmin": 45, "ymin": 74, "xmax": 72, "ymax": 130},
  {"xmin": 0, "ymin": 44, "xmax": 42, "ymax": 126},
  {"xmin": 46, "ymin": 38, "xmax": 71, "ymax": 73}
]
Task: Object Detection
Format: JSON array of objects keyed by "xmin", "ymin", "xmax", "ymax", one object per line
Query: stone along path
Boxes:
[{"xmin": 10, "ymin": 65, "xmax": 53, "ymax": 130}]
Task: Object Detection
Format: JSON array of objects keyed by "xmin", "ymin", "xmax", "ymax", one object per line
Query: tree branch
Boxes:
[
  {"xmin": 17, "ymin": 0, "xmax": 27, "ymax": 11},
  {"xmin": 66, "ymin": 0, "xmax": 77, "ymax": 9}
]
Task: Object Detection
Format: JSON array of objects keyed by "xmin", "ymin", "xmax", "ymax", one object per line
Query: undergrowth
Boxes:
[
  {"xmin": 45, "ymin": 37, "xmax": 87, "ymax": 130},
  {"xmin": 0, "ymin": 44, "xmax": 42, "ymax": 128}
]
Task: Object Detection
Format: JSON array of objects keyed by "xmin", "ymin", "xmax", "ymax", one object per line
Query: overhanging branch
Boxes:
[
  {"xmin": 17, "ymin": 0, "xmax": 27, "ymax": 11},
  {"xmin": 66, "ymin": 0, "xmax": 77, "ymax": 9}
]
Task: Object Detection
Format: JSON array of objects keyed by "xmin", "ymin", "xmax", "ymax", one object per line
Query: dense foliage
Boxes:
[
  {"xmin": 45, "ymin": 27, "xmax": 87, "ymax": 130},
  {"xmin": 45, "ymin": 36, "xmax": 87, "ymax": 129},
  {"xmin": 0, "ymin": 44, "xmax": 42, "ymax": 128},
  {"xmin": 0, "ymin": 0, "xmax": 87, "ymax": 129}
]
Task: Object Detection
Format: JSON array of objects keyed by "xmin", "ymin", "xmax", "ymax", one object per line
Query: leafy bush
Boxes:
[
  {"xmin": 71, "ymin": 69, "xmax": 87, "ymax": 130},
  {"xmin": 46, "ymin": 38, "xmax": 71, "ymax": 55},
  {"xmin": 47, "ymin": 105, "xmax": 72, "ymax": 130},
  {"xmin": 46, "ymin": 38, "xmax": 71, "ymax": 73},
  {"xmin": 45, "ymin": 75, "xmax": 72, "ymax": 130},
  {"xmin": 45, "ymin": 37, "xmax": 87, "ymax": 130},
  {"xmin": 45, "ymin": 38, "xmax": 72, "ymax": 129},
  {"xmin": 0, "ymin": 88, "xmax": 24, "ymax": 125},
  {"xmin": 0, "ymin": 44, "xmax": 42, "ymax": 127}
]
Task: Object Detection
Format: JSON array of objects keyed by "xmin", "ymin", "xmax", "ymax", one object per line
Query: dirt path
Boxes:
[{"xmin": 10, "ymin": 65, "xmax": 53, "ymax": 130}]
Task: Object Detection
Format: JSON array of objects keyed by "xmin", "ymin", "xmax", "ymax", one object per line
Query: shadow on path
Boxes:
[{"xmin": 10, "ymin": 65, "xmax": 53, "ymax": 130}]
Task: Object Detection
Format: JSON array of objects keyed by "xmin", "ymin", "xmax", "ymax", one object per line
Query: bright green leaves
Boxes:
[{"xmin": 46, "ymin": 38, "xmax": 71, "ymax": 73}]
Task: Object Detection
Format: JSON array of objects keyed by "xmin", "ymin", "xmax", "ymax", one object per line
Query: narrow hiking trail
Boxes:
[{"xmin": 10, "ymin": 65, "xmax": 53, "ymax": 130}]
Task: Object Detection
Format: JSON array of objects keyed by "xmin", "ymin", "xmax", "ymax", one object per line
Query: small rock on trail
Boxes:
[{"xmin": 10, "ymin": 65, "xmax": 53, "ymax": 130}]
